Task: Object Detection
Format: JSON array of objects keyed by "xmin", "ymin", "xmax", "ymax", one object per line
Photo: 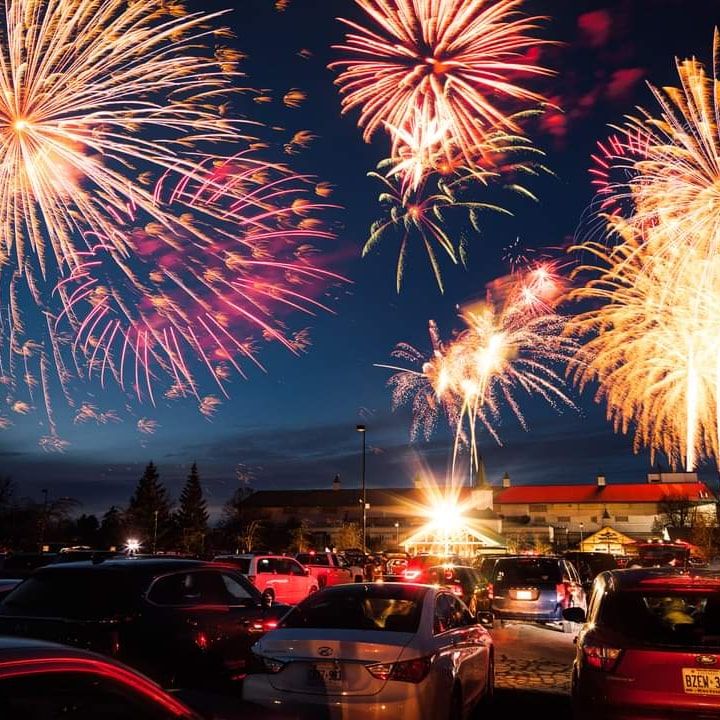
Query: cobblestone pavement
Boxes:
[{"xmin": 491, "ymin": 621, "xmax": 576, "ymax": 695}]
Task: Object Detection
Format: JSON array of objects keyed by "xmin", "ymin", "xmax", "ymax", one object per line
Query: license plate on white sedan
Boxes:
[
  {"xmin": 308, "ymin": 662, "xmax": 342, "ymax": 690},
  {"xmin": 682, "ymin": 668, "xmax": 720, "ymax": 695},
  {"xmin": 516, "ymin": 590, "xmax": 533, "ymax": 600}
]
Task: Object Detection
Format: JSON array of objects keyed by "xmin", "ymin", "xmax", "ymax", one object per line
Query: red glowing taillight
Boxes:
[
  {"xmin": 486, "ymin": 583, "xmax": 493, "ymax": 600},
  {"xmin": 366, "ymin": 656, "xmax": 433, "ymax": 683},
  {"xmin": 263, "ymin": 620, "xmax": 278, "ymax": 631},
  {"xmin": 403, "ymin": 569, "xmax": 421, "ymax": 581},
  {"xmin": 194, "ymin": 631, "xmax": 209, "ymax": 650},
  {"xmin": 582, "ymin": 644, "xmax": 622, "ymax": 672},
  {"xmin": 556, "ymin": 582, "xmax": 570, "ymax": 603}
]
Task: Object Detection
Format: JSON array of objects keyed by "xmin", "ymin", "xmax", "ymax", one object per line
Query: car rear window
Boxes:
[
  {"xmin": 1, "ymin": 570, "xmax": 138, "ymax": 619},
  {"xmin": 214, "ymin": 557, "xmax": 251, "ymax": 574},
  {"xmin": 600, "ymin": 590, "xmax": 720, "ymax": 647},
  {"xmin": 281, "ymin": 585, "xmax": 425, "ymax": 633},
  {"xmin": 494, "ymin": 559, "xmax": 562, "ymax": 585},
  {"xmin": 296, "ymin": 554, "xmax": 329, "ymax": 567}
]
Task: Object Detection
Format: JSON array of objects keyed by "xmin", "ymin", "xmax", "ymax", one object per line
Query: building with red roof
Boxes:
[{"xmin": 495, "ymin": 470, "xmax": 717, "ymax": 546}]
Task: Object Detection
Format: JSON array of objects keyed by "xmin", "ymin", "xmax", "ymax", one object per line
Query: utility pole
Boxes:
[
  {"xmin": 356, "ymin": 425, "xmax": 367, "ymax": 554},
  {"xmin": 152, "ymin": 509, "xmax": 159, "ymax": 555}
]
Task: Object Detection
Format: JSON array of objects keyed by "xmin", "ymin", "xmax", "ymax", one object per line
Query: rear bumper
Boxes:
[
  {"xmin": 574, "ymin": 673, "xmax": 720, "ymax": 720},
  {"xmin": 243, "ymin": 675, "xmax": 427, "ymax": 720},
  {"xmin": 492, "ymin": 607, "xmax": 563, "ymax": 622}
]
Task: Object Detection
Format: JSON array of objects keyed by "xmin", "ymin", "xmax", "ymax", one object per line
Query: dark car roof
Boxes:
[
  {"xmin": 602, "ymin": 567, "xmax": 720, "ymax": 591},
  {"xmin": 30, "ymin": 558, "xmax": 210, "ymax": 574}
]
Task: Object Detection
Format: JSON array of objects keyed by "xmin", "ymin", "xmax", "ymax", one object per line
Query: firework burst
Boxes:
[
  {"xmin": 379, "ymin": 266, "xmax": 577, "ymax": 474},
  {"xmin": 572, "ymin": 32, "xmax": 720, "ymax": 470},
  {"xmin": 331, "ymin": 0, "xmax": 553, "ymax": 172}
]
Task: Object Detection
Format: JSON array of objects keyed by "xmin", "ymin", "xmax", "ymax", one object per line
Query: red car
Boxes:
[
  {"xmin": 567, "ymin": 568, "xmax": 720, "ymax": 719},
  {"xmin": 0, "ymin": 636, "xmax": 201, "ymax": 718}
]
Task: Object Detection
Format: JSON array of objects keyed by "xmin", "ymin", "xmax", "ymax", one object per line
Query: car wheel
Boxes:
[
  {"xmin": 261, "ymin": 589, "xmax": 275, "ymax": 606},
  {"xmin": 449, "ymin": 684, "xmax": 463, "ymax": 720},
  {"xmin": 485, "ymin": 655, "xmax": 495, "ymax": 702}
]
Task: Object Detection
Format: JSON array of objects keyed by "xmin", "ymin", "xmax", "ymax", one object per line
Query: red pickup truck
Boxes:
[{"xmin": 295, "ymin": 552, "xmax": 363, "ymax": 588}]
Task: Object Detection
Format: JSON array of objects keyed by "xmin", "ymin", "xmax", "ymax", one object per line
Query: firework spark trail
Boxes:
[
  {"xmin": 379, "ymin": 266, "xmax": 577, "ymax": 475},
  {"xmin": 52, "ymin": 158, "xmax": 345, "ymax": 405},
  {"xmin": 365, "ymin": 123, "xmax": 548, "ymax": 293},
  {"xmin": 331, "ymin": 0, "xmax": 553, "ymax": 175},
  {"xmin": 569, "ymin": 222, "xmax": 720, "ymax": 472},
  {"xmin": 0, "ymin": 0, "xmax": 255, "ymax": 281},
  {"xmin": 0, "ymin": 0, "xmax": 346, "ymax": 444},
  {"xmin": 572, "ymin": 32, "xmax": 720, "ymax": 470}
]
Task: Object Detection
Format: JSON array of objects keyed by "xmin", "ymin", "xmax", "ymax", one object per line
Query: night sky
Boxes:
[{"xmin": 1, "ymin": 0, "xmax": 719, "ymax": 517}]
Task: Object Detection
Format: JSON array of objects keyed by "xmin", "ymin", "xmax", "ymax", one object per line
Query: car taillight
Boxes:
[
  {"xmin": 556, "ymin": 582, "xmax": 570, "ymax": 603},
  {"xmin": 366, "ymin": 656, "xmax": 433, "ymax": 683},
  {"xmin": 450, "ymin": 584, "xmax": 463, "ymax": 597},
  {"xmin": 263, "ymin": 619, "xmax": 278, "ymax": 631},
  {"xmin": 487, "ymin": 583, "xmax": 493, "ymax": 600},
  {"xmin": 403, "ymin": 569, "xmax": 421, "ymax": 581},
  {"xmin": 262, "ymin": 657, "xmax": 286, "ymax": 674},
  {"xmin": 248, "ymin": 575, "xmax": 257, "ymax": 585},
  {"xmin": 583, "ymin": 644, "xmax": 622, "ymax": 672}
]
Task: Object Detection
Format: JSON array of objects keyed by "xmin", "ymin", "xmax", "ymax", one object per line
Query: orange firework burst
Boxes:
[
  {"xmin": 331, "ymin": 0, "xmax": 553, "ymax": 171},
  {"xmin": 379, "ymin": 265, "xmax": 577, "ymax": 473},
  {"xmin": 572, "ymin": 32, "xmax": 720, "ymax": 471}
]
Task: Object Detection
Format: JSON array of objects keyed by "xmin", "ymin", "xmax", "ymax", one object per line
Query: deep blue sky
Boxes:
[{"xmin": 2, "ymin": 0, "xmax": 719, "ymax": 517}]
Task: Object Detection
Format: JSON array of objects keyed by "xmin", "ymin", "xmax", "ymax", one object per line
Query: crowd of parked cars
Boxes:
[{"xmin": 0, "ymin": 543, "xmax": 716, "ymax": 719}]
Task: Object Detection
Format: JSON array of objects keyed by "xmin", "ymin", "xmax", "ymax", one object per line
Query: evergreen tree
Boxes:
[
  {"xmin": 99, "ymin": 505, "xmax": 124, "ymax": 549},
  {"xmin": 175, "ymin": 463, "xmax": 209, "ymax": 555},
  {"xmin": 126, "ymin": 462, "xmax": 172, "ymax": 551}
]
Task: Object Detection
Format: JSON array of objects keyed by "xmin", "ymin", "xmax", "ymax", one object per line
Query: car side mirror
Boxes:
[
  {"xmin": 476, "ymin": 611, "xmax": 494, "ymax": 628},
  {"xmin": 562, "ymin": 607, "xmax": 586, "ymax": 624}
]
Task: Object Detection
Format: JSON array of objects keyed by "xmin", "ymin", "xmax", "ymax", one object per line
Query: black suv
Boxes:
[
  {"xmin": 0, "ymin": 558, "xmax": 287, "ymax": 688},
  {"xmin": 564, "ymin": 551, "xmax": 618, "ymax": 594},
  {"xmin": 490, "ymin": 555, "xmax": 586, "ymax": 631}
]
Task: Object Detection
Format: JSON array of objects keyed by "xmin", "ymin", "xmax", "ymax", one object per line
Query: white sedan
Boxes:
[{"xmin": 244, "ymin": 582, "xmax": 494, "ymax": 720}]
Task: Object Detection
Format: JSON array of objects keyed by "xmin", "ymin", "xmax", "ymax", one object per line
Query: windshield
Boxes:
[
  {"xmin": 296, "ymin": 554, "xmax": 329, "ymax": 566},
  {"xmin": 2, "ymin": 570, "xmax": 138, "ymax": 619},
  {"xmin": 600, "ymin": 590, "xmax": 720, "ymax": 647},
  {"xmin": 281, "ymin": 585, "xmax": 425, "ymax": 633}
]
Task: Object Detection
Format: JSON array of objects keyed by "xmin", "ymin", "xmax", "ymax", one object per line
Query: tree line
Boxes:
[
  {"xmin": 0, "ymin": 462, "xmax": 361, "ymax": 556},
  {"xmin": 1, "ymin": 462, "xmax": 221, "ymax": 556}
]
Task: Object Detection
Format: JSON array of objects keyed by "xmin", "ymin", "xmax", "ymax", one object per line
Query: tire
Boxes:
[
  {"xmin": 449, "ymin": 684, "xmax": 463, "ymax": 720},
  {"xmin": 354, "ymin": 575, "xmax": 364, "ymax": 583},
  {"xmin": 485, "ymin": 654, "xmax": 495, "ymax": 703}
]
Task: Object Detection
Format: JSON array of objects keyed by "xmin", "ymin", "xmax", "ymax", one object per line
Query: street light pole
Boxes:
[
  {"xmin": 152, "ymin": 509, "xmax": 159, "ymax": 555},
  {"xmin": 39, "ymin": 488, "xmax": 49, "ymax": 552},
  {"xmin": 356, "ymin": 425, "xmax": 367, "ymax": 554},
  {"xmin": 395, "ymin": 522, "xmax": 400, "ymax": 545},
  {"xmin": 579, "ymin": 522, "xmax": 584, "ymax": 549}
]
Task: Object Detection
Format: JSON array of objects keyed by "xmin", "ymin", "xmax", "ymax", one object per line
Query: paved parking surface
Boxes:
[{"xmin": 492, "ymin": 621, "xmax": 576, "ymax": 694}]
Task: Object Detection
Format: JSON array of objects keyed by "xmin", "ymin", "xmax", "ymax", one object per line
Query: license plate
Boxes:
[
  {"xmin": 682, "ymin": 668, "xmax": 720, "ymax": 695},
  {"xmin": 516, "ymin": 590, "xmax": 533, "ymax": 600},
  {"xmin": 308, "ymin": 662, "xmax": 342, "ymax": 689}
]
